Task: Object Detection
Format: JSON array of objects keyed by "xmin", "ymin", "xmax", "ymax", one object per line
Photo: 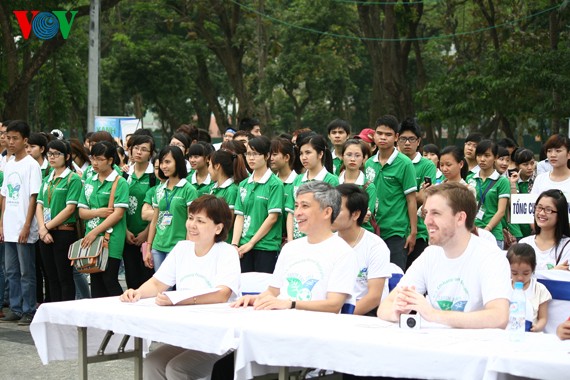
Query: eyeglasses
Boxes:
[
  {"xmin": 535, "ymin": 205, "xmax": 557, "ymax": 215},
  {"xmin": 89, "ymin": 156, "xmax": 110, "ymax": 163},
  {"xmin": 344, "ymin": 153, "xmax": 363, "ymax": 159},
  {"xmin": 46, "ymin": 152, "xmax": 63, "ymax": 158},
  {"xmin": 245, "ymin": 152, "xmax": 262, "ymax": 158},
  {"xmin": 132, "ymin": 146, "xmax": 151, "ymax": 153},
  {"xmin": 170, "ymin": 143, "xmax": 185, "ymax": 149},
  {"xmin": 398, "ymin": 137, "xmax": 418, "ymax": 143}
]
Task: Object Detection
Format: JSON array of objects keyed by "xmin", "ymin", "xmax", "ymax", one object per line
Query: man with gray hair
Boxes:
[{"xmin": 232, "ymin": 181, "xmax": 357, "ymax": 313}]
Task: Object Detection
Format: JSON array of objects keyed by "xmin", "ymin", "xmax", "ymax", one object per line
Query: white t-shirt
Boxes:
[
  {"xmin": 154, "ymin": 240, "xmax": 241, "ymax": 301},
  {"xmin": 0, "ymin": 155, "xmax": 42, "ymax": 243},
  {"xmin": 270, "ymin": 235, "xmax": 358, "ymax": 303},
  {"xmin": 519, "ymin": 235, "xmax": 570, "ymax": 270},
  {"xmin": 476, "ymin": 228, "xmax": 497, "ymax": 246},
  {"xmin": 401, "ymin": 234, "xmax": 511, "ymax": 312},
  {"xmin": 346, "ymin": 230, "xmax": 391, "ymax": 301},
  {"xmin": 531, "ymin": 171, "xmax": 570, "ymax": 195}
]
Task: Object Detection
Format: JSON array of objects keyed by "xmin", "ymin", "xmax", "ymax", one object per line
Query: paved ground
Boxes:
[{"xmin": 0, "ymin": 306, "xmax": 137, "ymax": 380}]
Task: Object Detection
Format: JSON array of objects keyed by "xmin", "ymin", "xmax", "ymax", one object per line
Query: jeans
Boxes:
[
  {"xmin": 152, "ymin": 249, "xmax": 169, "ymax": 273},
  {"xmin": 496, "ymin": 240, "xmax": 504, "ymax": 250},
  {"xmin": 4, "ymin": 242, "xmax": 36, "ymax": 315},
  {"xmin": 73, "ymin": 269, "xmax": 91, "ymax": 299},
  {"xmin": 0, "ymin": 243, "xmax": 6, "ymax": 305}
]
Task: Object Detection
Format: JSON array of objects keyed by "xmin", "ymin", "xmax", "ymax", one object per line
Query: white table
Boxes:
[
  {"xmin": 31, "ymin": 298, "xmax": 570, "ymax": 380},
  {"xmin": 234, "ymin": 309, "xmax": 570, "ymax": 380}
]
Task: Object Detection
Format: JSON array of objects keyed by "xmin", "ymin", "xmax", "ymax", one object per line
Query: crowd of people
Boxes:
[{"xmin": 0, "ymin": 115, "xmax": 569, "ymax": 378}]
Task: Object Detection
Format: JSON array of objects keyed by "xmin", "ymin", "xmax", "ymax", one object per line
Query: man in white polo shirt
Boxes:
[
  {"xmin": 233, "ymin": 181, "xmax": 357, "ymax": 313},
  {"xmin": 378, "ymin": 182, "xmax": 511, "ymax": 328}
]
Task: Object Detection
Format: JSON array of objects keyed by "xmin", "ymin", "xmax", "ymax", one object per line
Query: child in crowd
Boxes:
[{"xmin": 507, "ymin": 243, "xmax": 551, "ymax": 332}]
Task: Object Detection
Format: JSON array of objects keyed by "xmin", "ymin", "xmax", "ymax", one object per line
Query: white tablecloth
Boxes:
[
  {"xmin": 30, "ymin": 297, "xmax": 241, "ymax": 364},
  {"xmin": 30, "ymin": 298, "xmax": 570, "ymax": 379},
  {"xmin": 234, "ymin": 309, "xmax": 570, "ymax": 380}
]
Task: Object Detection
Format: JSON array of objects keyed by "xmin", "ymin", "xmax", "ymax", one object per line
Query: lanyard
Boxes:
[
  {"xmin": 164, "ymin": 186, "xmax": 179, "ymax": 211},
  {"xmin": 47, "ymin": 177, "xmax": 63, "ymax": 205},
  {"xmin": 476, "ymin": 178, "xmax": 496, "ymax": 207}
]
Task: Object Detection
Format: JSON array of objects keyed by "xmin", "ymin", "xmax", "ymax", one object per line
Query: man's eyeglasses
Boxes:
[{"xmin": 398, "ymin": 137, "xmax": 418, "ymax": 143}]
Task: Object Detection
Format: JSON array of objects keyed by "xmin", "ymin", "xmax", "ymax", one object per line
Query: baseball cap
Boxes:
[{"xmin": 354, "ymin": 128, "xmax": 374, "ymax": 143}]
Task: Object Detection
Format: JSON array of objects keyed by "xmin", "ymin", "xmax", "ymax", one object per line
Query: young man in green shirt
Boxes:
[
  {"xmin": 364, "ymin": 115, "xmax": 418, "ymax": 271},
  {"xmin": 327, "ymin": 119, "xmax": 351, "ymax": 176},
  {"xmin": 397, "ymin": 118, "xmax": 437, "ymax": 269}
]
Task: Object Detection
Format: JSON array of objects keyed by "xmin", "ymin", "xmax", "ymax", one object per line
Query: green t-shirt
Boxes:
[
  {"xmin": 187, "ymin": 171, "xmax": 215, "ymax": 196},
  {"xmin": 339, "ymin": 171, "xmax": 378, "ymax": 233},
  {"xmin": 37, "ymin": 168, "xmax": 82, "ymax": 225},
  {"xmin": 332, "ymin": 151, "xmax": 343, "ymax": 176},
  {"xmin": 284, "ymin": 168, "xmax": 339, "ymax": 239},
  {"xmin": 234, "ymin": 169, "xmax": 284, "ymax": 251},
  {"xmin": 151, "ymin": 178, "xmax": 198, "ymax": 253},
  {"xmin": 126, "ymin": 165, "xmax": 155, "ymax": 235},
  {"xmin": 78, "ymin": 172, "xmax": 129, "ymax": 260},
  {"xmin": 411, "ymin": 153, "xmax": 437, "ymax": 241},
  {"xmin": 468, "ymin": 171, "xmax": 511, "ymax": 240},
  {"xmin": 364, "ymin": 149, "xmax": 417, "ymax": 240},
  {"xmin": 210, "ymin": 178, "xmax": 239, "ymax": 243},
  {"xmin": 40, "ymin": 160, "xmax": 53, "ymax": 179},
  {"xmin": 82, "ymin": 164, "xmax": 123, "ymax": 181}
]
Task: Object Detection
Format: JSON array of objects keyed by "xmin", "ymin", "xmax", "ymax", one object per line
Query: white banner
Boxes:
[{"xmin": 510, "ymin": 194, "xmax": 538, "ymax": 224}]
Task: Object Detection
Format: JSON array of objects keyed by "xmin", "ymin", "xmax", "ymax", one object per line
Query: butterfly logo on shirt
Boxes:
[
  {"xmin": 437, "ymin": 300, "xmax": 467, "ymax": 312},
  {"xmin": 7, "ymin": 183, "xmax": 20, "ymax": 200},
  {"xmin": 287, "ymin": 277, "xmax": 318, "ymax": 301}
]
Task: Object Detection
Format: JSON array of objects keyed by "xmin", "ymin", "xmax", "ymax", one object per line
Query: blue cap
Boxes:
[{"xmin": 514, "ymin": 282, "xmax": 524, "ymax": 290}]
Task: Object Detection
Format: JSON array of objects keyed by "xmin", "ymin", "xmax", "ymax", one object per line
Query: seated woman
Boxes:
[{"xmin": 120, "ymin": 195, "xmax": 240, "ymax": 380}]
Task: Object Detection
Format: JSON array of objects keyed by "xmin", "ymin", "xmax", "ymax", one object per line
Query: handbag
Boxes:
[
  {"xmin": 502, "ymin": 227, "xmax": 517, "ymax": 250},
  {"xmin": 68, "ymin": 177, "xmax": 119, "ymax": 273},
  {"xmin": 362, "ymin": 180, "xmax": 381, "ymax": 236}
]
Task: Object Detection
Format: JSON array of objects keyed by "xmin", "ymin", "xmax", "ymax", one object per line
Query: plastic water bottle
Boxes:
[{"xmin": 508, "ymin": 281, "xmax": 526, "ymax": 342}]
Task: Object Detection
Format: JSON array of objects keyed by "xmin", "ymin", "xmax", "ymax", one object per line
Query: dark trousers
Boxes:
[
  {"xmin": 406, "ymin": 238, "xmax": 428, "ymax": 271},
  {"xmin": 123, "ymin": 242, "xmax": 153, "ymax": 290},
  {"xmin": 383, "ymin": 236, "xmax": 408, "ymax": 272},
  {"xmin": 90, "ymin": 257, "xmax": 123, "ymax": 298},
  {"xmin": 39, "ymin": 230, "xmax": 76, "ymax": 302},
  {"xmin": 35, "ymin": 241, "xmax": 49, "ymax": 303},
  {"xmin": 240, "ymin": 249, "xmax": 278, "ymax": 273}
]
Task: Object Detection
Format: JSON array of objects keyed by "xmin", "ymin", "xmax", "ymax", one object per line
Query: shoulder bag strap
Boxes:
[
  {"xmin": 555, "ymin": 238, "xmax": 570, "ymax": 265},
  {"xmin": 103, "ymin": 177, "xmax": 120, "ymax": 244}
]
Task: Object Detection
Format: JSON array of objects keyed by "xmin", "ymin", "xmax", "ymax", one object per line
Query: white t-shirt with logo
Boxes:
[
  {"xmin": 1, "ymin": 155, "xmax": 42, "ymax": 243},
  {"xmin": 270, "ymin": 234, "xmax": 358, "ymax": 303},
  {"xmin": 400, "ymin": 234, "xmax": 511, "ymax": 312},
  {"xmin": 531, "ymin": 172, "xmax": 570, "ymax": 196},
  {"xmin": 519, "ymin": 235, "xmax": 570, "ymax": 270},
  {"xmin": 154, "ymin": 240, "xmax": 241, "ymax": 301},
  {"xmin": 347, "ymin": 230, "xmax": 391, "ymax": 301}
]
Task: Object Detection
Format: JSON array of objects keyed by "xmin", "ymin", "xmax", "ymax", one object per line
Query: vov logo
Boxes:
[{"xmin": 13, "ymin": 10, "xmax": 78, "ymax": 40}]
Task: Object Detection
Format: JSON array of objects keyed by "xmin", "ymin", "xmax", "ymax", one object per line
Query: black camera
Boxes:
[{"xmin": 399, "ymin": 313, "xmax": 421, "ymax": 329}]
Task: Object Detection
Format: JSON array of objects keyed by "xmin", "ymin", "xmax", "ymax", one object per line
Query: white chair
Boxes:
[
  {"xmin": 240, "ymin": 272, "xmax": 273, "ymax": 296},
  {"xmin": 536, "ymin": 270, "xmax": 570, "ymax": 334}
]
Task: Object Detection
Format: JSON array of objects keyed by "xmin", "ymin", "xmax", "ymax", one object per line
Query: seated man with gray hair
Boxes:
[{"xmin": 232, "ymin": 181, "xmax": 357, "ymax": 313}]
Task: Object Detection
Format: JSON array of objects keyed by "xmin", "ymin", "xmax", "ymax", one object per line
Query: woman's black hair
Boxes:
[
  {"xmin": 270, "ymin": 137, "xmax": 296, "ymax": 169},
  {"xmin": 298, "ymin": 134, "xmax": 334, "ymax": 174},
  {"xmin": 188, "ymin": 141, "xmax": 215, "ymax": 158},
  {"xmin": 28, "ymin": 132, "xmax": 48, "ymax": 157},
  {"xmin": 90, "ymin": 141, "xmax": 120, "ymax": 166},
  {"xmin": 423, "ymin": 143, "xmax": 440, "ymax": 159},
  {"xmin": 247, "ymin": 136, "xmax": 272, "ymax": 164},
  {"xmin": 497, "ymin": 146, "xmax": 510, "ymax": 159},
  {"xmin": 210, "ymin": 149, "xmax": 248, "ymax": 184},
  {"xmin": 129, "ymin": 134, "xmax": 155, "ymax": 155},
  {"xmin": 47, "ymin": 139, "xmax": 73, "ymax": 169},
  {"xmin": 513, "ymin": 148, "xmax": 534, "ymax": 166},
  {"xmin": 440, "ymin": 145, "xmax": 468, "ymax": 180},
  {"xmin": 158, "ymin": 146, "xmax": 187, "ymax": 179},
  {"xmin": 475, "ymin": 139, "xmax": 498, "ymax": 157},
  {"xmin": 171, "ymin": 133, "xmax": 190, "ymax": 155},
  {"xmin": 535, "ymin": 189, "xmax": 570, "ymax": 251}
]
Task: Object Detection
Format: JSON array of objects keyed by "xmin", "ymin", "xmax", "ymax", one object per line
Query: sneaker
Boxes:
[
  {"xmin": 17, "ymin": 313, "xmax": 34, "ymax": 326},
  {"xmin": 0, "ymin": 310, "xmax": 21, "ymax": 322}
]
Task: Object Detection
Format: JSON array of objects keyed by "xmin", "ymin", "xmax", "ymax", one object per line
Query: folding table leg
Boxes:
[
  {"xmin": 134, "ymin": 337, "xmax": 143, "ymax": 380},
  {"xmin": 278, "ymin": 366, "xmax": 290, "ymax": 380},
  {"xmin": 78, "ymin": 327, "xmax": 88, "ymax": 380}
]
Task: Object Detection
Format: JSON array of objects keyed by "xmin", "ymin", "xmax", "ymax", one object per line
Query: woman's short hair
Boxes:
[{"xmin": 188, "ymin": 195, "xmax": 233, "ymax": 242}]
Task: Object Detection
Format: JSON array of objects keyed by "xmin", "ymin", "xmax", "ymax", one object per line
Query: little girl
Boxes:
[{"xmin": 507, "ymin": 243, "xmax": 552, "ymax": 332}]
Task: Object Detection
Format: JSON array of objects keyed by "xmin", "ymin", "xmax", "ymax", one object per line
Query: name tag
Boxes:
[
  {"xmin": 43, "ymin": 207, "xmax": 51, "ymax": 223},
  {"xmin": 476, "ymin": 208, "xmax": 485, "ymax": 220},
  {"xmin": 161, "ymin": 212, "xmax": 173, "ymax": 226}
]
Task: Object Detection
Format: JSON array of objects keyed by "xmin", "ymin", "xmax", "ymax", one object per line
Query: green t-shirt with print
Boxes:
[
  {"xmin": 285, "ymin": 171, "xmax": 339, "ymax": 239},
  {"xmin": 469, "ymin": 173, "xmax": 511, "ymax": 240},
  {"xmin": 126, "ymin": 171, "xmax": 154, "ymax": 235},
  {"xmin": 151, "ymin": 179, "xmax": 198, "ymax": 253},
  {"xmin": 234, "ymin": 172, "xmax": 284, "ymax": 251},
  {"xmin": 412, "ymin": 155, "xmax": 437, "ymax": 241},
  {"xmin": 360, "ymin": 179, "xmax": 378, "ymax": 234},
  {"xmin": 187, "ymin": 172, "xmax": 215, "ymax": 196},
  {"xmin": 37, "ymin": 169, "xmax": 82, "ymax": 225},
  {"xmin": 78, "ymin": 173, "xmax": 129, "ymax": 260},
  {"xmin": 332, "ymin": 156, "xmax": 343, "ymax": 177},
  {"xmin": 82, "ymin": 164, "xmax": 123, "ymax": 181},
  {"xmin": 210, "ymin": 180, "xmax": 238, "ymax": 243},
  {"xmin": 364, "ymin": 150, "xmax": 417, "ymax": 240}
]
